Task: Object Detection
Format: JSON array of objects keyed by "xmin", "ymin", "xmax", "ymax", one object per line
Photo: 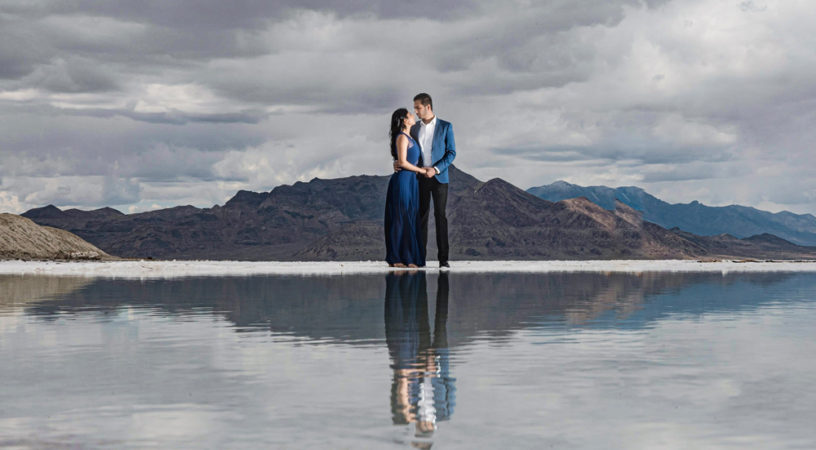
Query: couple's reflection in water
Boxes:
[{"xmin": 384, "ymin": 271, "xmax": 455, "ymax": 448}]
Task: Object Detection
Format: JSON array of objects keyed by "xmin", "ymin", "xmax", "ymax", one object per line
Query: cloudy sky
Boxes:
[{"xmin": 1, "ymin": 0, "xmax": 815, "ymax": 215}]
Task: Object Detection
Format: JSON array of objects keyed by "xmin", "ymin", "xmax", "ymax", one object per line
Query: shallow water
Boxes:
[{"xmin": 1, "ymin": 271, "xmax": 815, "ymax": 448}]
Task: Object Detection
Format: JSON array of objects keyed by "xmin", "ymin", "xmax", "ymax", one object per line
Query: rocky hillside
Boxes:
[
  {"xmin": 0, "ymin": 213, "xmax": 111, "ymax": 260},
  {"xmin": 21, "ymin": 167, "xmax": 816, "ymax": 261},
  {"xmin": 528, "ymin": 180, "xmax": 816, "ymax": 246}
]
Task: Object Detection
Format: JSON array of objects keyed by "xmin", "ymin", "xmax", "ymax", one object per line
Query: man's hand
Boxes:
[
  {"xmin": 393, "ymin": 160, "xmax": 401, "ymax": 172},
  {"xmin": 423, "ymin": 167, "xmax": 435, "ymax": 178}
]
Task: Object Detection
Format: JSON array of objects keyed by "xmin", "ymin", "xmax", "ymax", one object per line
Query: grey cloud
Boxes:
[
  {"xmin": 118, "ymin": 147, "xmax": 225, "ymax": 183},
  {"xmin": 0, "ymin": 108, "xmax": 268, "ymax": 186},
  {"xmin": 1, "ymin": 0, "xmax": 665, "ymax": 102},
  {"xmin": 0, "ymin": 16, "xmax": 51, "ymax": 79},
  {"xmin": 448, "ymin": 69, "xmax": 586, "ymax": 97},
  {"xmin": 492, "ymin": 140, "xmax": 735, "ymax": 166},
  {"xmin": 638, "ymin": 163, "xmax": 734, "ymax": 183},
  {"xmin": 212, "ymin": 83, "xmax": 407, "ymax": 115},
  {"xmin": 14, "ymin": 175, "xmax": 140, "ymax": 208},
  {"xmin": 430, "ymin": 0, "xmax": 664, "ymax": 76},
  {"xmin": 1, "ymin": 1, "xmax": 281, "ymax": 30},
  {"xmin": 739, "ymin": 1, "xmax": 768, "ymax": 13},
  {"xmin": 41, "ymin": 21, "xmax": 270, "ymax": 64},
  {"xmin": 0, "ymin": 43, "xmax": 39, "ymax": 79},
  {"xmin": 0, "ymin": 101, "xmax": 265, "ymax": 127},
  {"xmin": 0, "ymin": 105, "xmax": 268, "ymax": 152},
  {"xmin": 21, "ymin": 57, "xmax": 119, "ymax": 93},
  {"xmin": 1, "ymin": 0, "xmax": 816, "ymax": 215},
  {"xmin": 492, "ymin": 146, "xmax": 603, "ymax": 163},
  {"xmin": 2, "ymin": 0, "xmax": 483, "ymax": 28},
  {"xmin": 101, "ymin": 177, "xmax": 141, "ymax": 205},
  {"xmin": 58, "ymin": 105, "xmax": 269, "ymax": 125}
]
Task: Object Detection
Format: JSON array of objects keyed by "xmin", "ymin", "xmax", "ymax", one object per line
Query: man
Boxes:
[{"xmin": 394, "ymin": 93, "xmax": 456, "ymax": 268}]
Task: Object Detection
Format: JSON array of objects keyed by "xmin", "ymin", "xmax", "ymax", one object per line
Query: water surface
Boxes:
[{"xmin": 1, "ymin": 271, "xmax": 815, "ymax": 448}]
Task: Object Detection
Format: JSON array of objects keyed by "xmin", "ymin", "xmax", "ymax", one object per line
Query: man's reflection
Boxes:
[{"xmin": 384, "ymin": 271, "xmax": 455, "ymax": 443}]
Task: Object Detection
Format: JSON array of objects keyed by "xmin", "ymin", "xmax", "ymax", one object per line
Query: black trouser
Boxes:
[{"xmin": 418, "ymin": 177, "xmax": 449, "ymax": 264}]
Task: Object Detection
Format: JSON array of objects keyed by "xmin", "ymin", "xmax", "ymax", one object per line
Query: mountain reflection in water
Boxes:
[
  {"xmin": 2, "ymin": 271, "xmax": 815, "ymax": 447},
  {"xmin": 10, "ymin": 271, "xmax": 808, "ymax": 343}
]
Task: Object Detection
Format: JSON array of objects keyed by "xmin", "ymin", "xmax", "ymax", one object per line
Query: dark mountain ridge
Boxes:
[{"xmin": 22, "ymin": 166, "xmax": 816, "ymax": 261}]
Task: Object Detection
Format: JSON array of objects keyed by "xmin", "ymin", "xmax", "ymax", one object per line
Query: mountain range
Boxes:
[
  {"xmin": 21, "ymin": 166, "xmax": 816, "ymax": 261},
  {"xmin": 528, "ymin": 181, "xmax": 816, "ymax": 246}
]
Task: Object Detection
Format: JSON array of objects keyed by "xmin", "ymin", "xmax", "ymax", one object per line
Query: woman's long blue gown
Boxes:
[{"xmin": 384, "ymin": 133, "xmax": 425, "ymax": 267}]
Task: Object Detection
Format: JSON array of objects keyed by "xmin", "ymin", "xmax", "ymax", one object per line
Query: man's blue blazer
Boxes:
[{"xmin": 410, "ymin": 118, "xmax": 456, "ymax": 184}]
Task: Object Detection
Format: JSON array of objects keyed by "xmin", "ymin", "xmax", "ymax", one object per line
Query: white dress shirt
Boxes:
[{"xmin": 417, "ymin": 116, "xmax": 437, "ymax": 170}]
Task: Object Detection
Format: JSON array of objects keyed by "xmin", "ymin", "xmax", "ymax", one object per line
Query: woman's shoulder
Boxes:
[{"xmin": 399, "ymin": 132, "xmax": 415, "ymax": 141}]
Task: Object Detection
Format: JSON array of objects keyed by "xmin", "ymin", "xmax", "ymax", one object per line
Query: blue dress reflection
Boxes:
[{"xmin": 384, "ymin": 271, "xmax": 455, "ymax": 440}]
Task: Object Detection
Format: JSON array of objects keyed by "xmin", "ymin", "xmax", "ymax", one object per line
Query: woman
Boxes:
[{"xmin": 385, "ymin": 108, "xmax": 426, "ymax": 268}]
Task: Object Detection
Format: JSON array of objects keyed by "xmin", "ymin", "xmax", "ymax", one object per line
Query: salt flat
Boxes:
[{"xmin": 0, "ymin": 259, "xmax": 815, "ymax": 279}]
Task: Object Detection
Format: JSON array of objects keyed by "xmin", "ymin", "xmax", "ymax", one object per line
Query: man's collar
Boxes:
[{"xmin": 421, "ymin": 115, "xmax": 437, "ymax": 126}]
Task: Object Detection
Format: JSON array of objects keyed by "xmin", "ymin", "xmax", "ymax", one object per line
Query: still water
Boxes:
[{"xmin": 1, "ymin": 271, "xmax": 815, "ymax": 448}]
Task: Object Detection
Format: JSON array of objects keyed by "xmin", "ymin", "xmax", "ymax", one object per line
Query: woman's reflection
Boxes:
[{"xmin": 384, "ymin": 271, "xmax": 455, "ymax": 443}]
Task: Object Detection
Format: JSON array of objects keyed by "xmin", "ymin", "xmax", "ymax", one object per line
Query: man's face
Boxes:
[{"xmin": 413, "ymin": 100, "xmax": 432, "ymax": 121}]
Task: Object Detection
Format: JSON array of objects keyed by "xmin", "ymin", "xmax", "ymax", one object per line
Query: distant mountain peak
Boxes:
[
  {"xmin": 21, "ymin": 204, "xmax": 63, "ymax": 219},
  {"xmin": 94, "ymin": 207, "xmax": 124, "ymax": 215},
  {"xmin": 225, "ymin": 190, "xmax": 269, "ymax": 209},
  {"xmin": 617, "ymin": 185, "xmax": 646, "ymax": 194},
  {"xmin": 745, "ymin": 233, "xmax": 797, "ymax": 246},
  {"xmin": 482, "ymin": 177, "xmax": 516, "ymax": 189}
]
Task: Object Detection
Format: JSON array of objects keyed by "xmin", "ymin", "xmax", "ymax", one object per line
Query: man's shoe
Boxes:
[{"xmin": 439, "ymin": 262, "xmax": 450, "ymax": 269}]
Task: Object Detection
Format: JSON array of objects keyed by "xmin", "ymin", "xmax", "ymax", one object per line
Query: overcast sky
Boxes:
[{"xmin": 1, "ymin": 0, "xmax": 815, "ymax": 215}]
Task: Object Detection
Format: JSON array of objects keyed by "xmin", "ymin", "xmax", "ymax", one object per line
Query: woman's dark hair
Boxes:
[{"xmin": 389, "ymin": 108, "xmax": 409, "ymax": 159}]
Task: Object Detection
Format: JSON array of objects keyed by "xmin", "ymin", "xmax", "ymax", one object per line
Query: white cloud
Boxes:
[
  {"xmin": 2, "ymin": 175, "xmax": 140, "ymax": 211},
  {"xmin": 0, "ymin": 191, "xmax": 23, "ymax": 213}
]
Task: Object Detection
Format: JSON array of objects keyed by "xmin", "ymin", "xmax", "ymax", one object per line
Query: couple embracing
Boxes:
[{"xmin": 384, "ymin": 93, "xmax": 456, "ymax": 269}]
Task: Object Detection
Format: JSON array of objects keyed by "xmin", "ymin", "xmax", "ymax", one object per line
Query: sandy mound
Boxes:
[{"xmin": 0, "ymin": 213, "xmax": 111, "ymax": 260}]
